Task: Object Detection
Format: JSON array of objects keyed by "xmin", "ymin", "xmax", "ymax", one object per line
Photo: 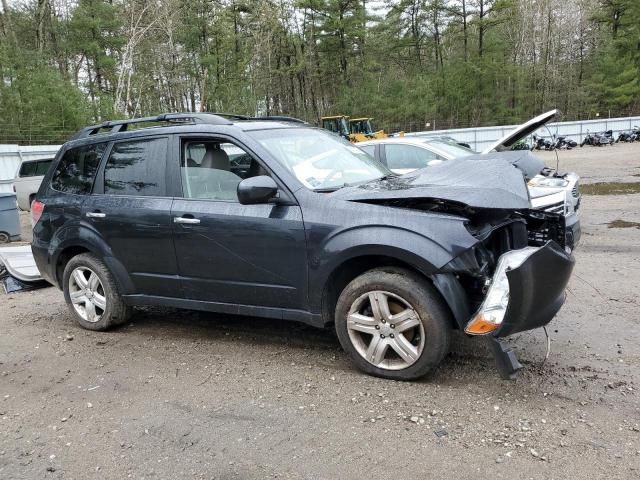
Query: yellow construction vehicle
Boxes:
[
  {"xmin": 348, "ymin": 117, "xmax": 388, "ymax": 142},
  {"xmin": 321, "ymin": 115, "xmax": 401, "ymax": 142},
  {"xmin": 321, "ymin": 115, "xmax": 351, "ymax": 141}
]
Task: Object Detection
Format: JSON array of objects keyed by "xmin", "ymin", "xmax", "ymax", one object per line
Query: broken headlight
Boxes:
[{"xmin": 464, "ymin": 246, "xmax": 539, "ymax": 335}]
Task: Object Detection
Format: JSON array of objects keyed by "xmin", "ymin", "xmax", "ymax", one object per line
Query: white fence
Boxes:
[
  {"xmin": 406, "ymin": 116, "xmax": 640, "ymax": 152},
  {"xmin": 0, "ymin": 145, "xmax": 61, "ymax": 193},
  {"xmin": 1, "ymin": 114, "xmax": 639, "ymax": 191}
]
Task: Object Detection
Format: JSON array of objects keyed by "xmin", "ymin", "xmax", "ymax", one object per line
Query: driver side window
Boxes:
[{"xmin": 180, "ymin": 139, "xmax": 269, "ymax": 201}]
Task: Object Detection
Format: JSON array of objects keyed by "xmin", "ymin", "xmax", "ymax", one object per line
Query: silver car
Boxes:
[
  {"xmin": 359, "ymin": 110, "xmax": 581, "ymax": 250},
  {"xmin": 13, "ymin": 158, "xmax": 54, "ymax": 211}
]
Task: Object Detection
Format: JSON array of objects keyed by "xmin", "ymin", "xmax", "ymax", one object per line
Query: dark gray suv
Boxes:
[{"xmin": 31, "ymin": 113, "xmax": 574, "ymax": 380}]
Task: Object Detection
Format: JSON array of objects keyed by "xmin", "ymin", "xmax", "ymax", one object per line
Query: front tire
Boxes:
[
  {"xmin": 335, "ymin": 267, "xmax": 451, "ymax": 381},
  {"xmin": 62, "ymin": 253, "xmax": 131, "ymax": 331}
]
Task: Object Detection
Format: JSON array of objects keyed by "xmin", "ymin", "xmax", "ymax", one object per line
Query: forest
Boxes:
[{"xmin": 0, "ymin": 0, "xmax": 639, "ymax": 144}]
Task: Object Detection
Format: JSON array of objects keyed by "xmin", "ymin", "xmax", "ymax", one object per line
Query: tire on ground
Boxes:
[
  {"xmin": 335, "ymin": 266, "xmax": 451, "ymax": 381},
  {"xmin": 62, "ymin": 253, "xmax": 132, "ymax": 331}
]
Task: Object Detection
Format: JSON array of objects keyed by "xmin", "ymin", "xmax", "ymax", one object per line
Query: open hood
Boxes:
[
  {"xmin": 458, "ymin": 150, "xmax": 545, "ymax": 180},
  {"xmin": 482, "ymin": 110, "xmax": 557, "ymax": 154},
  {"xmin": 331, "ymin": 158, "xmax": 531, "ymax": 210}
]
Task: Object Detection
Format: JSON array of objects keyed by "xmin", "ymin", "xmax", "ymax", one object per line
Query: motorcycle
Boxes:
[
  {"xmin": 601, "ymin": 130, "xmax": 615, "ymax": 145},
  {"xmin": 619, "ymin": 126, "xmax": 640, "ymax": 142},
  {"xmin": 581, "ymin": 130, "xmax": 614, "ymax": 147},
  {"xmin": 616, "ymin": 131, "xmax": 633, "ymax": 142},
  {"xmin": 552, "ymin": 135, "xmax": 578, "ymax": 150},
  {"xmin": 531, "ymin": 134, "xmax": 554, "ymax": 151}
]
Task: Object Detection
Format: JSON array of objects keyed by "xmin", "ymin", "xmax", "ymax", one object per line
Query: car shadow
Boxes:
[{"xmin": 103, "ymin": 306, "xmax": 554, "ymax": 385}]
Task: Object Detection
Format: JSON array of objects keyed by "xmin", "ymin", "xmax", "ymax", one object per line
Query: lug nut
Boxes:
[
  {"xmin": 375, "ymin": 325, "xmax": 380, "ymax": 330},
  {"xmin": 380, "ymin": 334, "xmax": 385, "ymax": 339},
  {"xmin": 390, "ymin": 324, "xmax": 395, "ymax": 329},
  {"xmin": 381, "ymin": 319, "xmax": 386, "ymax": 324},
  {"xmin": 390, "ymin": 334, "xmax": 395, "ymax": 339}
]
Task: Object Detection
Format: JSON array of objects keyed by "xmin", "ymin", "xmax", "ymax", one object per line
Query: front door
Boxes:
[
  {"xmin": 171, "ymin": 137, "xmax": 308, "ymax": 311},
  {"xmin": 83, "ymin": 136, "xmax": 179, "ymax": 297}
]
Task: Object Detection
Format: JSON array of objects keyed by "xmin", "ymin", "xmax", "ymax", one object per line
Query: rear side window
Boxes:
[
  {"xmin": 51, "ymin": 144, "xmax": 106, "ymax": 194},
  {"xmin": 19, "ymin": 161, "xmax": 37, "ymax": 177},
  {"xmin": 385, "ymin": 144, "xmax": 435, "ymax": 170},
  {"xmin": 35, "ymin": 159, "xmax": 53, "ymax": 176},
  {"xmin": 104, "ymin": 138, "xmax": 167, "ymax": 196}
]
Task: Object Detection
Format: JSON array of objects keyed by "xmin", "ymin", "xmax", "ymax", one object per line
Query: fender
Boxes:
[
  {"xmin": 308, "ymin": 225, "xmax": 467, "ymax": 313},
  {"xmin": 50, "ymin": 221, "xmax": 135, "ymax": 294}
]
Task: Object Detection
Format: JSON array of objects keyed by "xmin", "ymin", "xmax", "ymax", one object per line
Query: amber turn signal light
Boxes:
[{"xmin": 464, "ymin": 315, "xmax": 500, "ymax": 335}]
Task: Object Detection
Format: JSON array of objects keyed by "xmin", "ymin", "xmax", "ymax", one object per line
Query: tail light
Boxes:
[{"xmin": 31, "ymin": 200, "xmax": 45, "ymax": 227}]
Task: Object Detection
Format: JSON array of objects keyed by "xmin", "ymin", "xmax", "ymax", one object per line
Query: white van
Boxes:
[{"xmin": 13, "ymin": 158, "xmax": 53, "ymax": 211}]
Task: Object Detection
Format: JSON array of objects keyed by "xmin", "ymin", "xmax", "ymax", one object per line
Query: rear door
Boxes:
[
  {"xmin": 83, "ymin": 136, "xmax": 179, "ymax": 297},
  {"xmin": 170, "ymin": 135, "xmax": 308, "ymax": 311}
]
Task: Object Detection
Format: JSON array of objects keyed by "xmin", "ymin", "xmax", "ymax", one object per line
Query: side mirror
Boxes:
[{"xmin": 237, "ymin": 175, "xmax": 278, "ymax": 205}]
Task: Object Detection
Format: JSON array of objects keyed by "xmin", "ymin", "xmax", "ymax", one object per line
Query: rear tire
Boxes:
[
  {"xmin": 335, "ymin": 267, "xmax": 451, "ymax": 381},
  {"xmin": 62, "ymin": 253, "xmax": 131, "ymax": 331}
]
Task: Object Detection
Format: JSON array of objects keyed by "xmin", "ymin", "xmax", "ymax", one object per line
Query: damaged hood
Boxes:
[
  {"xmin": 331, "ymin": 158, "xmax": 531, "ymax": 210},
  {"xmin": 482, "ymin": 109, "xmax": 557, "ymax": 154},
  {"xmin": 458, "ymin": 150, "xmax": 545, "ymax": 180}
]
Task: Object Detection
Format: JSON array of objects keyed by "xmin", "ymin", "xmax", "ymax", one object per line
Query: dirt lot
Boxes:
[{"xmin": 1, "ymin": 144, "xmax": 640, "ymax": 479}]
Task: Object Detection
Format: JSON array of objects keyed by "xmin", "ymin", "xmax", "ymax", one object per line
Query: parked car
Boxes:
[
  {"xmin": 415, "ymin": 134, "xmax": 472, "ymax": 149},
  {"xmin": 13, "ymin": 158, "xmax": 54, "ymax": 211},
  {"xmin": 359, "ymin": 110, "xmax": 581, "ymax": 250},
  {"xmin": 32, "ymin": 113, "xmax": 574, "ymax": 380}
]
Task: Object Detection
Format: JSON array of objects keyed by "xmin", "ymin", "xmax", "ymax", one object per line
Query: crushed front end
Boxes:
[
  {"xmin": 441, "ymin": 207, "xmax": 573, "ymax": 331},
  {"xmin": 437, "ymin": 208, "xmax": 575, "ymax": 377}
]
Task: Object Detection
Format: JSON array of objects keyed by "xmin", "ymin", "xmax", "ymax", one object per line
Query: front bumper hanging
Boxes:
[{"xmin": 495, "ymin": 241, "xmax": 574, "ymax": 337}]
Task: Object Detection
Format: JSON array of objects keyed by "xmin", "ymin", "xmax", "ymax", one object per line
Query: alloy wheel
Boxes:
[
  {"xmin": 68, "ymin": 267, "xmax": 106, "ymax": 323},
  {"xmin": 346, "ymin": 290, "xmax": 425, "ymax": 370}
]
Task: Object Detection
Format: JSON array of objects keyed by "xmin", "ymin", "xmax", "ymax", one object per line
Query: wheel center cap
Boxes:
[
  {"xmin": 380, "ymin": 323, "xmax": 392, "ymax": 336},
  {"xmin": 86, "ymin": 290, "xmax": 93, "ymax": 299}
]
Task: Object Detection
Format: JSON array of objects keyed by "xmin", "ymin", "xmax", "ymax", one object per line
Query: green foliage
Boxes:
[
  {"xmin": 0, "ymin": 57, "xmax": 92, "ymax": 143},
  {"xmin": 0, "ymin": 0, "xmax": 638, "ymax": 143}
]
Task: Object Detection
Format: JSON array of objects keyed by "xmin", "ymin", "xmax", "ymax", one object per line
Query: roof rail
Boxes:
[
  {"xmin": 254, "ymin": 116, "xmax": 307, "ymax": 124},
  {"xmin": 211, "ymin": 113, "xmax": 307, "ymax": 124},
  {"xmin": 211, "ymin": 113, "xmax": 252, "ymax": 120},
  {"xmin": 70, "ymin": 112, "xmax": 233, "ymax": 140}
]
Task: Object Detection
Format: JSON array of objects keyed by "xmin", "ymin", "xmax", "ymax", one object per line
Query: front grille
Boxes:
[{"xmin": 543, "ymin": 201, "xmax": 565, "ymax": 215}]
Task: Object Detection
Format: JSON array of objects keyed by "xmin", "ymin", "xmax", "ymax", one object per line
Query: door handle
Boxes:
[
  {"xmin": 174, "ymin": 216, "xmax": 200, "ymax": 225},
  {"xmin": 86, "ymin": 212, "xmax": 106, "ymax": 218}
]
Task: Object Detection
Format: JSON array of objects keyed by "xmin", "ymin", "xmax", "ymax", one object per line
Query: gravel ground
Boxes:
[{"xmin": 1, "ymin": 144, "xmax": 640, "ymax": 479}]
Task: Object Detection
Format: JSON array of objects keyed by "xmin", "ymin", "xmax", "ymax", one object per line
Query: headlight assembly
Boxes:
[
  {"xmin": 528, "ymin": 176, "xmax": 569, "ymax": 188},
  {"xmin": 464, "ymin": 247, "xmax": 540, "ymax": 335}
]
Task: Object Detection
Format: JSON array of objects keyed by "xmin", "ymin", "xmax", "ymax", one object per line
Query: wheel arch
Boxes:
[
  {"xmin": 317, "ymin": 250, "xmax": 468, "ymax": 330},
  {"xmin": 52, "ymin": 226, "xmax": 135, "ymax": 294}
]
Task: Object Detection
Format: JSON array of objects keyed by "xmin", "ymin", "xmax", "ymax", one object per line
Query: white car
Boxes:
[
  {"xmin": 359, "ymin": 110, "xmax": 581, "ymax": 250},
  {"xmin": 13, "ymin": 158, "xmax": 54, "ymax": 211}
]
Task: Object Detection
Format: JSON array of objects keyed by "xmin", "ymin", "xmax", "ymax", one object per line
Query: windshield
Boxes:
[
  {"xmin": 250, "ymin": 128, "xmax": 391, "ymax": 191},
  {"xmin": 424, "ymin": 139, "xmax": 475, "ymax": 158}
]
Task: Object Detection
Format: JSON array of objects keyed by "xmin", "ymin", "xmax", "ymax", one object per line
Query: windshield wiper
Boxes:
[{"xmin": 314, "ymin": 183, "xmax": 349, "ymax": 193}]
